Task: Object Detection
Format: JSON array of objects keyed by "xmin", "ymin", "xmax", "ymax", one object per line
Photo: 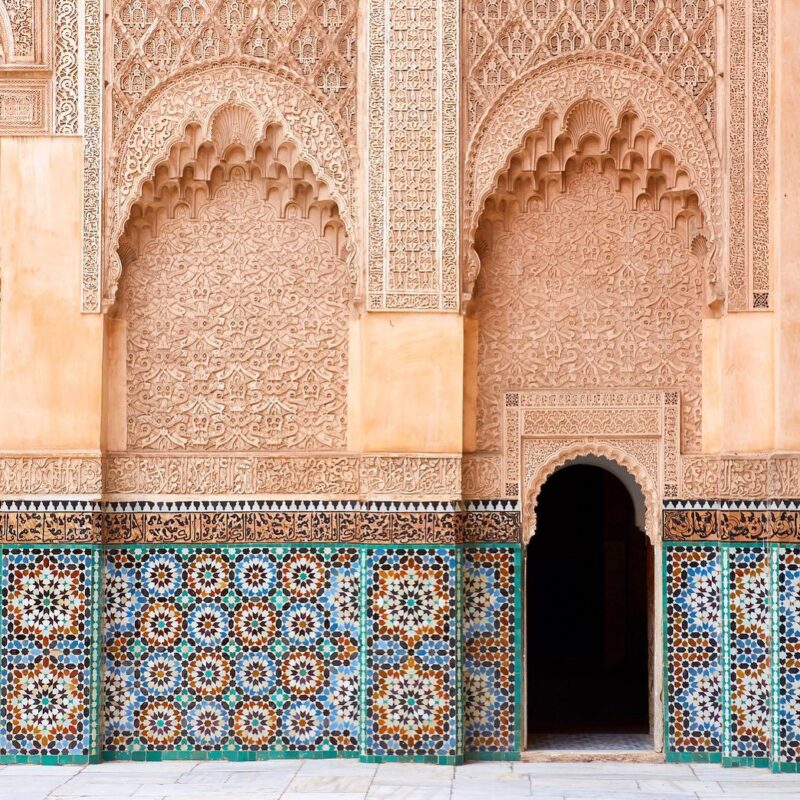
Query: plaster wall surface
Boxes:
[{"xmin": 0, "ymin": 137, "xmax": 102, "ymax": 452}]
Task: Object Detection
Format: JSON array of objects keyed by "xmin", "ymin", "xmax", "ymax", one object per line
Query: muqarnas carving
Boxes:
[
  {"xmin": 470, "ymin": 101, "xmax": 708, "ymax": 455},
  {"xmin": 115, "ymin": 107, "xmax": 351, "ymax": 452}
]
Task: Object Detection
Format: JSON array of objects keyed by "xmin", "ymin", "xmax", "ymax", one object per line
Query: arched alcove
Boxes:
[
  {"xmin": 105, "ymin": 107, "xmax": 352, "ymax": 453},
  {"xmin": 466, "ymin": 98, "xmax": 709, "ymax": 456},
  {"xmin": 527, "ymin": 462, "xmax": 654, "ymax": 749}
]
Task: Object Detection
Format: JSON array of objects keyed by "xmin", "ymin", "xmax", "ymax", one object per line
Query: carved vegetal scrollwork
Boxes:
[{"xmin": 117, "ymin": 113, "xmax": 351, "ymax": 453}]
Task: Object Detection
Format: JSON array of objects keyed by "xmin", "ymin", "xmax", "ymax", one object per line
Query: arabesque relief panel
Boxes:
[
  {"xmin": 118, "ymin": 146, "xmax": 350, "ymax": 452},
  {"xmin": 473, "ymin": 166, "xmax": 704, "ymax": 456}
]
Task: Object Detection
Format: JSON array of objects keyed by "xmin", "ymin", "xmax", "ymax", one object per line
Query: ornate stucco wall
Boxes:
[{"xmin": 0, "ymin": 0, "xmax": 798, "ymax": 770}]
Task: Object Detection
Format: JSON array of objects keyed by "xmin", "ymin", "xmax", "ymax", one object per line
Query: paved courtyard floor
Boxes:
[{"xmin": 1, "ymin": 759, "xmax": 799, "ymax": 800}]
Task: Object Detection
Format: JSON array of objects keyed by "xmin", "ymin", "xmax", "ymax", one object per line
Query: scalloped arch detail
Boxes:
[
  {"xmin": 107, "ymin": 62, "xmax": 357, "ymax": 307},
  {"xmin": 464, "ymin": 53, "xmax": 722, "ymax": 304},
  {"xmin": 524, "ymin": 442, "xmax": 660, "ymax": 545}
]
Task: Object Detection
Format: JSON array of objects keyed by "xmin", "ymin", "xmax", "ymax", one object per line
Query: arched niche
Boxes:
[
  {"xmin": 106, "ymin": 63, "xmax": 358, "ymax": 308},
  {"xmin": 524, "ymin": 443, "xmax": 660, "ymax": 547},
  {"xmin": 104, "ymin": 106, "xmax": 353, "ymax": 454},
  {"xmin": 463, "ymin": 53, "xmax": 722, "ymax": 307}
]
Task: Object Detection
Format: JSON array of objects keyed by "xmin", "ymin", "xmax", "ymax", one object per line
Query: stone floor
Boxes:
[{"xmin": 1, "ymin": 759, "xmax": 799, "ymax": 800}]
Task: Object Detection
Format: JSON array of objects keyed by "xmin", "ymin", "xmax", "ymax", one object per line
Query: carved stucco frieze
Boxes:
[{"xmin": 0, "ymin": 456, "xmax": 103, "ymax": 495}]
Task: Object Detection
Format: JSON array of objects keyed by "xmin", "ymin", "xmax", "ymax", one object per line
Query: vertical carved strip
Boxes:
[
  {"xmin": 81, "ymin": 0, "xmax": 102, "ymax": 312},
  {"xmin": 367, "ymin": 0, "xmax": 459, "ymax": 310},
  {"xmin": 728, "ymin": 0, "xmax": 771, "ymax": 311},
  {"xmin": 53, "ymin": 0, "xmax": 79, "ymax": 133},
  {"xmin": 750, "ymin": 0, "xmax": 770, "ymax": 308},
  {"xmin": 727, "ymin": 0, "xmax": 747, "ymax": 310}
]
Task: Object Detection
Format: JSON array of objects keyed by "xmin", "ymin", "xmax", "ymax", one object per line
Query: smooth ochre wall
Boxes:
[{"xmin": 0, "ymin": 137, "xmax": 103, "ymax": 451}]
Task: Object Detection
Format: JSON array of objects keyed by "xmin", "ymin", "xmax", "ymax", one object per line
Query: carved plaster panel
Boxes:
[
  {"xmin": 366, "ymin": 0, "xmax": 459, "ymax": 310},
  {"xmin": 473, "ymin": 168, "xmax": 704, "ymax": 455},
  {"xmin": 464, "ymin": 54, "xmax": 722, "ymax": 304},
  {"xmin": 120, "ymin": 172, "xmax": 350, "ymax": 452}
]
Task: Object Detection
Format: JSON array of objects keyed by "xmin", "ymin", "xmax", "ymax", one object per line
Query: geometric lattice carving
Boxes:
[
  {"xmin": 118, "ymin": 127, "xmax": 350, "ymax": 451},
  {"xmin": 473, "ymin": 167, "xmax": 704, "ymax": 454},
  {"xmin": 464, "ymin": 0, "xmax": 718, "ymax": 139},
  {"xmin": 111, "ymin": 0, "xmax": 356, "ymax": 137}
]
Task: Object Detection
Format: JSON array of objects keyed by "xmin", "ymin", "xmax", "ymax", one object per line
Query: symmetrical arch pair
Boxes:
[{"xmin": 111, "ymin": 54, "xmax": 721, "ymax": 315}]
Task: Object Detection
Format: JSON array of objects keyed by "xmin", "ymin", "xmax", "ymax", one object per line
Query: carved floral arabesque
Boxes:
[
  {"xmin": 464, "ymin": 54, "xmax": 721, "ymax": 302},
  {"xmin": 108, "ymin": 64, "xmax": 355, "ymax": 306},
  {"xmin": 111, "ymin": 0, "xmax": 356, "ymax": 134},
  {"xmin": 473, "ymin": 169, "xmax": 703, "ymax": 455},
  {"xmin": 121, "ymin": 175, "xmax": 350, "ymax": 452},
  {"xmin": 464, "ymin": 0, "xmax": 717, "ymax": 139}
]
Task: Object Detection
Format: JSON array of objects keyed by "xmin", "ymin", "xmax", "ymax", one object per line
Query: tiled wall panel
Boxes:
[
  {"xmin": 463, "ymin": 545, "xmax": 520, "ymax": 754},
  {"xmin": 665, "ymin": 545, "xmax": 723, "ymax": 754},
  {"xmin": 103, "ymin": 546, "xmax": 360, "ymax": 755},
  {"xmin": 0, "ymin": 546, "xmax": 101, "ymax": 762},
  {"xmin": 728, "ymin": 547, "xmax": 771, "ymax": 762},
  {"xmin": 363, "ymin": 547, "xmax": 461, "ymax": 760},
  {"xmin": 778, "ymin": 548, "xmax": 800, "ymax": 764}
]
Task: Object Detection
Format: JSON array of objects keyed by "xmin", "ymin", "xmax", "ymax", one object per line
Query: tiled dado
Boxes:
[
  {"xmin": 664, "ymin": 501, "xmax": 800, "ymax": 542},
  {"xmin": 665, "ymin": 538, "xmax": 800, "ymax": 771},
  {"xmin": 0, "ymin": 500, "xmax": 521, "ymax": 545},
  {"xmin": 0, "ymin": 506, "xmax": 521, "ymax": 764}
]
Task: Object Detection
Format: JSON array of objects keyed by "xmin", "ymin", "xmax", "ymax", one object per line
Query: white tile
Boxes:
[
  {"xmin": 372, "ymin": 764, "xmax": 453, "ymax": 785},
  {"xmin": 295, "ymin": 761, "xmax": 376, "ymax": 776},
  {"xmin": 48, "ymin": 782, "xmax": 141, "ymax": 798},
  {"xmin": 282, "ymin": 795, "xmax": 367, "ymax": 800},
  {"xmin": 452, "ymin": 778, "xmax": 533, "ymax": 796},
  {"xmin": 286, "ymin": 775, "xmax": 373, "ymax": 793},
  {"xmin": 367, "ymin": 784, "xmax": 451, "ymax": 800},
  {"xmin": 0, "ymin": 765, "xmax": 84, "ymax": 776}
]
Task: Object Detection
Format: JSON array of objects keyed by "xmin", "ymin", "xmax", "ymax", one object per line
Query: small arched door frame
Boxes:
[{"xmin": 522, "ymin": 444, "xmax": 664, "ymax": 754}]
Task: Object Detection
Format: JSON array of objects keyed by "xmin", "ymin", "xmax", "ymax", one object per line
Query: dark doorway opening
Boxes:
[{"xmin": 527, "ymin": 463, "xmax": 651, "ymax": 741}]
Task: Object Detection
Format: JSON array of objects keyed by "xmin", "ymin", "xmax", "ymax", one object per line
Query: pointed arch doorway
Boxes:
[{"xmin": 526, "ymin": 458, "xmax": 656, "ymax": 752}]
